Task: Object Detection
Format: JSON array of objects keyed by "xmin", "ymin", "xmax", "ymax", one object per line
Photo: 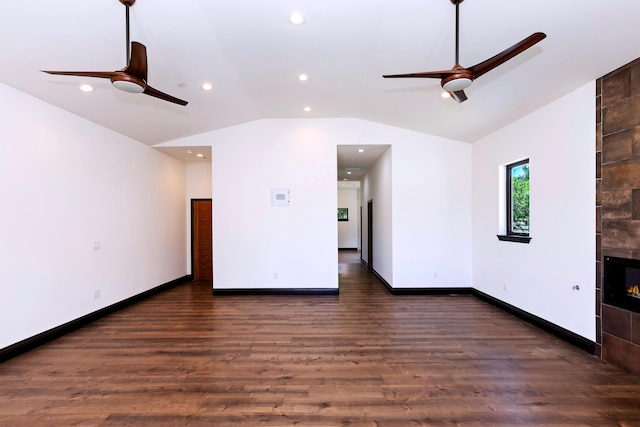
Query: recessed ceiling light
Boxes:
[
  {"xmin": 289, "ymin": 12, "xmax": 305, "ymax": 25},
  {"xmin": 347, "ymin": 171, "xmax": 352, "ymax": 175},
  {"xmin": 186, "ymin": 150, "xmax": 193, "ymax": 154},
  {"xmin": 298, "ymin": 74, "xmax": 308, "ymax": 81},
  {"xmin": 80, "ymin": 84, "xmax": 93, "ymax": 92},
  {"xmin": 202, "ymin": 83, "xmax": 213, "ymax": 91},
  {"xmin": 343, "ymin": 178, "xmax": 348, "ymax": 181},
  {"xmin": 196, "ymin": 153, "xmax": 204, "ymax": 158},
  {"xmin": 358, "ymin": 149, "xmax": 365, "ymax": 153},
  {"xmin": 441, "ymin": 91, "xmax": 451, "ymax": 98},
  {"xmin": 304, "ymin": 106, "xmax": 311, "ymax": 112}
]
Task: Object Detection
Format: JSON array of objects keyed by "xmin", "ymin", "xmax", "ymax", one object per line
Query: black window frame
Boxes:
[{"xmin": 498, "ymin": 159, "xmax": 531, "ymax": 243}]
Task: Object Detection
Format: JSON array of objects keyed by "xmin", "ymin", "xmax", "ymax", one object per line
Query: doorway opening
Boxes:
[{"xmin": 336, "ymin": 144, "xmax": 391, "ymax": 286}]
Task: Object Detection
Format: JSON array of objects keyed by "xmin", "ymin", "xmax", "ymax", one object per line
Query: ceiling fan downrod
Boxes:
[
  {"xmin": 454, "ymin": 0, "xmax": 461, "ymax": 65},
  {"xmin": 120, "ymin": 0, "xmax": 136, "ymax": 66}
]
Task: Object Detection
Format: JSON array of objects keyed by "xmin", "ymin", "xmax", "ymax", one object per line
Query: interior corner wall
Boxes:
[
  {"xmin": 0, "ymin": 83, "xmax": 187, "ymax": 350},
  {"xmin": 471, "ymin": 82, "xmax": 596, "ymax": 340},
  {"xmin": 338, "ymin": 188, "xmax": 358, "ymax": 249},
  {"xmin": 185, "ymin": 162, "xmax": 212, "ymax": 274}
]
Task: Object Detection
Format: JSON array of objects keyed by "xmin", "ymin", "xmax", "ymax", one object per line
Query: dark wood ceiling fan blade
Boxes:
[
  {"xmin": 123, "ymin": 42, "xmax": 148, "ymax": 81},
  {"xmin": 450, "ymin": 90, "xmax": 467, "ymax": 103},
  {"xmin": 41, "ymin": 70, "xmax": 117, "ymax": 79},
  {"xmin": 468, "ymin": 32, "xmax": 546, "ymax": 79},
  {"xmin": 383, "ymin": 69, "xmax": 460, "ymax": 79},
  {"xmin": 143, "ymin": 85, "xmax": 188, "ymax": 106}
]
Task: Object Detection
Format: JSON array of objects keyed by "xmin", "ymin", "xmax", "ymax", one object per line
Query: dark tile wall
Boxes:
[{"xmin": 598, "ymin": 57, "xmax": 640, "ymax": 376}]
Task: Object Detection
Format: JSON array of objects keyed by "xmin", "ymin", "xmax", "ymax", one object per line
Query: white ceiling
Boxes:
[
  {"xmin": 153, "ymin": 145, "xmax": 211, "ymax": 163},
  {"xmin": 337, "ymin": 145, "xmax": 390, "ymax": 182},
  {"xmin": 2, "ymin": 1, "xmax": 639, "ymax": 173}
]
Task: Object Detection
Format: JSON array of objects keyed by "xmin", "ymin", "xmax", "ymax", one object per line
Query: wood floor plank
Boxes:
[{"xmin": 1, "ymin": 251, "xmax": 640, "ymax": 425}]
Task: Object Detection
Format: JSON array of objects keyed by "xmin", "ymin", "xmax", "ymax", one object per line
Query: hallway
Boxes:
[{"xmin": 1, "ymin": 255, "xmax": 640, "ymax": 425}]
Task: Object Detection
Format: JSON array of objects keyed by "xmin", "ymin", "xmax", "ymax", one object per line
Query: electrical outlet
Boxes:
[
  {"xmin": 93, "ymin": 289, "xmax": 101, "ymax": 299},
  {"xmin": 273, "ymin": 273, "xmax": 278, "ymax": 279},
  {"xmin": 433, "ymin": 272, "xmax": 438, "ymax": 279},
  {"xmin": 503, "ymin": 283, "xmax": 507, "ymax": 290},
  {"xmin": 92, "ymin": 241, "xmax": 100, "ymax": 251}
]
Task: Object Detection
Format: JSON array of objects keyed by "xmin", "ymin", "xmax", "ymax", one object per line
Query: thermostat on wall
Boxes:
[{"xmin": 271, "ymin": 188, "xmax": 290, "ymax": 206}]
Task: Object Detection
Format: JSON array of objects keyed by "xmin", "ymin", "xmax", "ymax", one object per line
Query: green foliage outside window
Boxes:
[{"xmin": 510, "ymin": 163, "xmax": 529, "ymax": 234}]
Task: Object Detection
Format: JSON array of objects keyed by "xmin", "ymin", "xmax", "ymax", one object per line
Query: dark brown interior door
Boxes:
[
  {"xmin": 192, "ymin": 199, "xmax": 213, "ymax": 281},
  {"xmin": 367, "ymin": 200, "xmax": 373, "ymax": 271},
  {"xmin": 360, "ymin": 206, "xmax": 363, "ymax": 261}
]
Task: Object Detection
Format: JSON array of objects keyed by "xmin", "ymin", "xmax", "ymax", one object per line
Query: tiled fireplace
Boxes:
[{"xmin": 597, "ymin": 57, "xmax": 640, "ymax": 376}]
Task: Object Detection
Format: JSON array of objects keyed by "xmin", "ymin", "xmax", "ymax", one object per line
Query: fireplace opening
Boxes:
[{"xmin": 604, "ymin": 256, "xmax": 640, "ymax": 313}]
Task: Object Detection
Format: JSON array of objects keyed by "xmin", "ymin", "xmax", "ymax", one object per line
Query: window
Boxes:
[{"xmin": 498, "ymin": 159, "xmax": 531, "ymax": 243}]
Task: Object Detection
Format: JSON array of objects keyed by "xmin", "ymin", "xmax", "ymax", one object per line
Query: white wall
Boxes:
[
  {"xmin": 338, "ymin": 188, "xmax": 358, "ymax": 249},
  {"xmin": 0, "ymin": 83, "xmax": 187, "ymax": 350},
  {"xmin": 472, "ymin": 82, "xmax": 596, "ymax": 340},
  {"xmin": 359, "ymin": 134, "xmax": 473, "ymax": 289},
  {"xmin": 185, "ymin": 162, "xmax": 212, "ymax": 274},
  {"xmin": 210, "ymin": 120, "xmax": 339, "ymax": 289},
  {"xmin": 392, "ymin": 136, "xmax": 472, "ymax": 288}
]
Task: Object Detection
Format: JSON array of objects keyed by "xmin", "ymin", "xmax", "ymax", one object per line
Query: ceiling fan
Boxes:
[
  {"xmin": 383, "ymin": 0, "xmax": 546, "ymax": 103},
  {"xmin": 42, "ymin": 0, "xmax": 187, "ymax": 106}
]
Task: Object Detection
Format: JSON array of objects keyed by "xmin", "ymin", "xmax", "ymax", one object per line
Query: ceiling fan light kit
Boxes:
[
  {"xmin": 41, "ymin": 0, "xmax": 187, "ymax": 106},
  {"xmin": 112, "ymin": 79, "xmax": 145, "ymax": 94},
  {"xmin": 383, "ymin": 0, "xmax": 546, "ymax": 103},
  {"xmin": 442, "ymin": 76, "xmax": 472, "ymax": 92}
]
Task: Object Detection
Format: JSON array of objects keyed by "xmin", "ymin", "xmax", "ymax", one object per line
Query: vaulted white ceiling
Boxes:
[{"xmin": 1, "ymin": 0, "xmax": 639, "ymax": 149}]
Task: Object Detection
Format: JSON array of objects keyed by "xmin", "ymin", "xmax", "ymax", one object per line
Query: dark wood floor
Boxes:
[{"xmin": 2, "ymin": 251, "xmax": 640, "ymax": 426}]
